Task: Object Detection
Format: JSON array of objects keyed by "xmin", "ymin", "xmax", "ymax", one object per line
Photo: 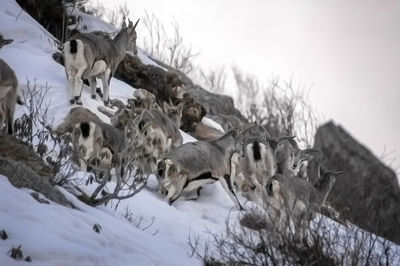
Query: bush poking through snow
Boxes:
[
  {"xmin": 14, "ymin": 80, "xmax": 75, "ymax": 182},
  {"xmin": 7, "ymin": 245, "xmax": 23, "ymax": 260},
  {"xmin": 6, "ymin": 244, "xmax": 32, "ymax": 262},
  {"xmin": 93, "ymin": 223, "xmax": 102, "ymax": 233},
  {"xmin": 188, "ymin": 207, "xmax": 400, "ymax": 265},
  {"xmin": 0, "ymin": 229, "xmax": 8, "ymax": 240},
  {"xmin": 233, "ymin": 70, "xmax": 318, "ymax": 147}
]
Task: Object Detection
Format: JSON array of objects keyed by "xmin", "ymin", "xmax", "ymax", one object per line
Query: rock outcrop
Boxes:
[
  {"xmin": 148, "ymin": 56, "xmax": 247, "ymax": 122},
  {"xmin": 313, "ymin": 121, "xmax": 400, "ymax": 244},
  {"xmin": 0, "ymin": 133, "xmax": 74, "ymax": 208}
]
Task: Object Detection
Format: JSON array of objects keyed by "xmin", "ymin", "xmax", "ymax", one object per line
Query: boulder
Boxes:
[
  {"xmin": 313, "ymin": 121, "xmax": 400, "ymax": 244},
  {"xmin": 0, "ymin": 133, "xmax": 74, "ymax": 208}
]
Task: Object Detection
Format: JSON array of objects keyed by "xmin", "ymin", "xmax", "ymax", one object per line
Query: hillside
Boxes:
[
  {"xmin": 0, "ymin": 0, "xmax": 399, "ymax": 265},
  {"xmin": 0, "ymin": 1, "xmax": 243, "ymax": 265}
]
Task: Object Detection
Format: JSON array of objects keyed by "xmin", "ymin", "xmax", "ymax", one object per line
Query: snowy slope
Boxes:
[
  {"xmin": 0, "ymin": 1, "xmax": 246, "ymax": 265},
  {"xmin": 1, "ymin": 1, "xmax": 399, "ymax": 265}
]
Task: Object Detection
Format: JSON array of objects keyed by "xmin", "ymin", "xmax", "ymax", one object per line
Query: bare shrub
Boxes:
[
  {"xmin": 111, "ymin": 2, "xmax": 130, "ymax": 27},
  {"xmin": 196, "ymin": 66, "xmax": 227, "ymax": 94},
  {"xmin": 141, "ymin": 11, "xmax": 199, "ymax": 74},
  {"xmin": 233, "ymin": 67, "xmax": 318, "ymax": 147},
  {"xmin": 14, "ymin": 80, "xmax": 75, "ymax": 183},
  {"xmin": 121, "ymin": 206, "xmax": 158, "ymax": 235},
  {"xmin": 83, "ymin": 0, "xmax": 105, "ymax": 19},
  {"xmin": 78, "ymin": 168, "xmax": 147, "ymax": 207},
  {"xmin": 13, "ymin": 80, "xmax": 147, "ymax": 207},
  {"xmin": 188, "ymin": 208, "xmax": 400, "ymax": 266},
  {"xmin": 60, "ymin": 2, "xmax": 86, "ymax": 46},
  {"xmin": 75, "ymin": 111, "xmax": 150, "ymax": 207}
]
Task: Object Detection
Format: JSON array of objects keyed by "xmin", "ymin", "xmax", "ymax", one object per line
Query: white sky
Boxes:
[{"xmin": 97, "ymin": 0, "xmax": 400, "ymax": 174}]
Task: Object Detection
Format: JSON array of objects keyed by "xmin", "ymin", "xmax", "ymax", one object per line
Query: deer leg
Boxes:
[
  {"xmin": 165, "ymin": 175, "xmax": 186, "ymax": 205},
  {"xmin": 73, "ymin": 69, "xmax": 84, "ymax": 105},
  {"xmin": 89, "ymin": 60, "xmax": 106, "ymax": 99},
  {"xmin": 6, "ymin": 107, "xmax": 14, "ymax": 135},
  {"xmin": 66, "ymin": 68, "xmax": 76, "ymax": 104},
  {"xmin": 293, "ymin": 200, "xmax": 310, "ymax": 245},
  {"xmin": 171, "ymin": 177, "xmax": 186, "ymax": 205},
  {"xmin": 321, "ymin": 178, "xmax": 335, "ymax": 206},
  {"xmin": 88, "ymin": 77, "xmax": 97, "ymax": 99},
  {"xmin": 185, "ymin": 187, "xmax": 203, "ymax": 200},
  {"xmin": 230, "ymin": 152, "xmax": 240, "ymax": 189},
  {"xmin": 101, "ymin": 68, "xmax": 111, "ymax": 106},
  {"xmin": 220, "ymin": 174, "xmax": 244, "ymax": 210}
]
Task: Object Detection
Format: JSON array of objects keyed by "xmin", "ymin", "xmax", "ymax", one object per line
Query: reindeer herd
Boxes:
[{"xmin": 0, "ymin": 19, "xmax": 344, "ymax": 243}]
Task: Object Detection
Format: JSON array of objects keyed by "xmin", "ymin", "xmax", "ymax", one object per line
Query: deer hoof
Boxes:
[
  {"xmin": 73, "ymin": 96, "xmax": 82, "ymax": 105},
  {"xmin": 96, "ymin": 88, "xmax": 104, "ymax": 99}
]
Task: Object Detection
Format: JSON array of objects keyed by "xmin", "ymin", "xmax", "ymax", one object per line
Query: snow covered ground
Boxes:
[
  {"xmin": 0, "ymin": 1, "xmax": 244, "ymax": 265},
  {"xmin": 0, "ymin": 1, "xmax": 399, "ymax": 265}
]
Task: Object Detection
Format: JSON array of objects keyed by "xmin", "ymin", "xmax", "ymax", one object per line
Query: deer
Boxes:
[
  {"xmin": 135, "ymin": 106, "xmax": 183, "ymax": 175},
  {"xmin": 63, "ymin": 19, "xmax": 139, "ymax": 106},
  {"xmin": 190, "ymin": 122, "xmax": 224, "ymax": 141},
  {"xmin": 274, "ymin": 137, "xmax": 319, "ymax": 177},
  {"xmin": 0, "ymin": 36, "xmax": 24, "ymax": 134},
  {"xmin": 264, "ymin": 167, "xmax": 344, "ymax": 244},
  {"xmin": 55, "ymin": 107, "xmax": 126, "ymax": 173},
  {"xmin": 157, "ymin": 129, "xmax": 245, "ymax": 210},
  {"xmin": 214, "ymin": 113, "xmax": 244, "ymax": 132},
  {"xmin": 231, "ymin": 125, "xmax": 278, "ymax": 200}
]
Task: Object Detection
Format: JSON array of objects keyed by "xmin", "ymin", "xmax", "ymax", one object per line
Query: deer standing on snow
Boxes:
[
  {"xmin": 63, "ymin": 20, "xmax": 139, "ymax": 105},
  {"xmin": 157, "ymin": 129, "xmax": 245, "ymax": 210},
  {"xmin": 0, "ymin": 35, "xmax": 24, "ymax": 134}
]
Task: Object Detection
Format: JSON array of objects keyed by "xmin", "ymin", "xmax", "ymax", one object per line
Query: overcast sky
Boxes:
[{"xmin": 98, "ymin": 0, "xmax": 400, "ymax": 174}]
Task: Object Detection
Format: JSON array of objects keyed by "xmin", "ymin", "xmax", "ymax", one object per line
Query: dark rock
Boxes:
[
  {"xmin": 313, "ymin": 121, "xmax": 400, "ymax": 244},
  {"xmin": 115, "ymin": 54, "xmax": 183, "ymax": 104},
  {"xmin": 186, "ymin": 85, "xmax": 246, "ymax": 122},
  {"xmin": 0, "ymin": 230, "xmax": 8, "ymax": 240},
  {"xmin": 8, "ymin": 245, "xmax": 23, "ymax": 260},
  {"xmin": 93, "ymin": 223, "xmax": 102, "ymax": 233},
  {"xmin": 149, "ymin": 56, "xmax": 247, "ymax": 122},
  {"xmin": 0, "ymin": 132, "xmax": 54, "ymax": 178},
  {"xmin": 0, "ymin": 132, "xmax": 74, "ymax": 208},
  {"xmin": 179, "ymin": 93, "xmax": 207, "ymax": 132},
  {"xmin": 52, "ymin": 51, "xmax": 64, "ymax": 66},
  {"xmin": 0, "ymin": 157, "xmax": 74, "ymax": 208}
]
